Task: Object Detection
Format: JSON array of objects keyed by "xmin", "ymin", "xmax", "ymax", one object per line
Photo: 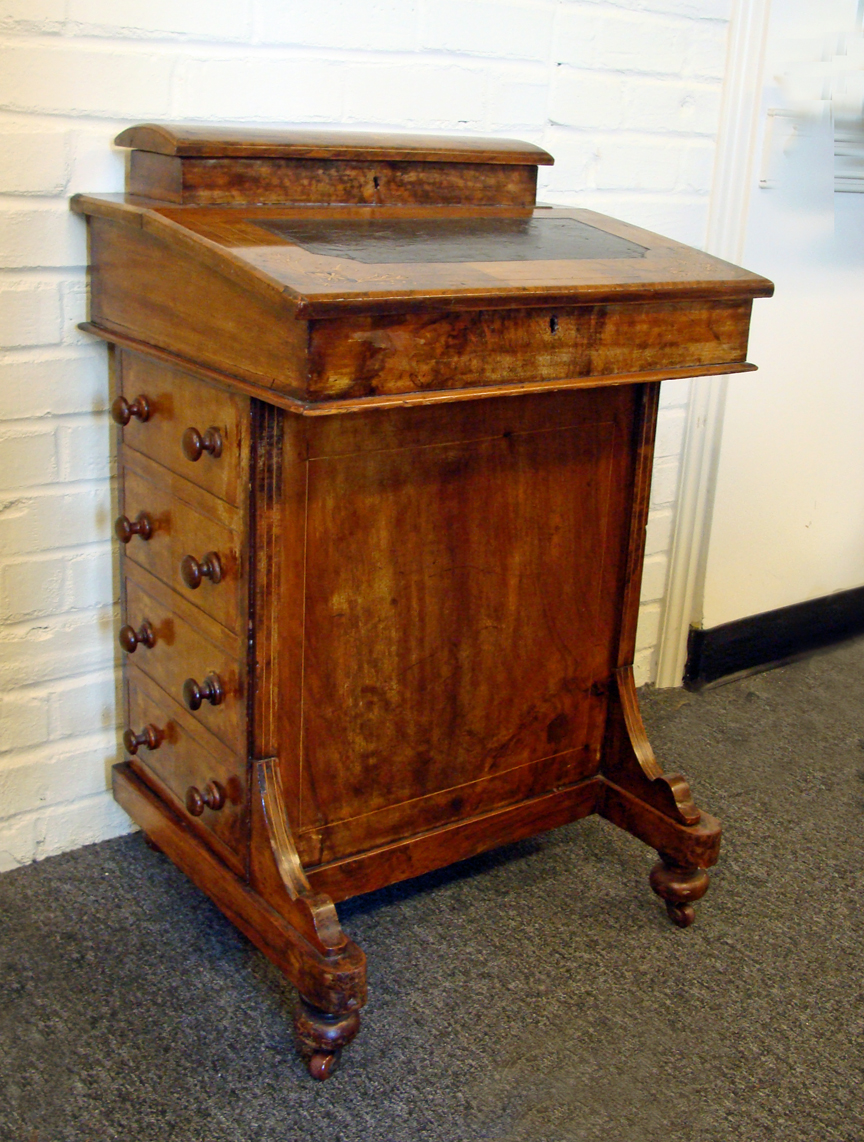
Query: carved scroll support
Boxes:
[
  {"xmin": 251, "ymin": 757, "xmax": 348, "ymax": 957},
  {"xmin": 112, "ymin": 760, "xmax": 366, "ymax": 1081},
  {"xmin": 250, "ymin": 757, "xmax": 365, "ymax": 1079},
  {"xmin": 603, "ymin": 666, "xmax": 701, "ymax": 825},
  {"xmin": 598, "ymin": 666, "xmax": 721, "ymax": 926}
]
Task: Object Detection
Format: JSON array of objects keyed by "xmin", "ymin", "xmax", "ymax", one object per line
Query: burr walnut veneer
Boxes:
[{"xmin": 72, "ymin": 124, "xmax": 772, "ymax": 1080}]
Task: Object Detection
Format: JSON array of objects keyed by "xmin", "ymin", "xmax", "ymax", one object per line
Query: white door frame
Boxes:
[{"xmin": 654, "ymin": 0, "xmax": 772, "ymax": 687}]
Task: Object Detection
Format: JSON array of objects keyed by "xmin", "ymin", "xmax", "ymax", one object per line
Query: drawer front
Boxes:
[
  {"xmin": 307, "ymin": 300, "xmax": 754, "ymax": 401},
  {"xmin": 121, "ymin": 466, "xmax": 243, "ymax": 635},
  {"xmin": 122, "ymin": 578, "xmax": 247, "ymax": 756},
  {"xmin": 125, "ymin": 667, "xmax": 246, "ymax": 865},
  {"xmin": 118, "ymin": 351, "xmax": 247, "ymax": 507}
]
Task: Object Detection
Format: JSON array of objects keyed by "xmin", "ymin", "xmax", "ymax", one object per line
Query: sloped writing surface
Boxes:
[{"xmin": 257, "ymin": 216, "xmax": 647, "ymax": 265}]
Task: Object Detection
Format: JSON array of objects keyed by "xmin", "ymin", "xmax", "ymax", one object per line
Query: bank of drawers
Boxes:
[{"xmin": 113, "ymin": 349, "xmax": 250, "ymax": 872}]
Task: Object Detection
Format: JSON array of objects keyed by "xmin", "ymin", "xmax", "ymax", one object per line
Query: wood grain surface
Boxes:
[
  {"xmin": 130, "ymin": 152, "xmax": 540, "ymax": 208},
  {"xmin": 118, "ymin": 349, "xmax": 249, "ymax": 506},
  {"xmin": 292, "ymin": 387, "xmax": 635, "ymax": 862},
  {"xmin": 121, "ymin": 459, "xmax": 245, "ymax": 635},
  {"xmin": 123, "ymin": 575, "xmax": 247, "ymax": 756},
  {"xmin": 112, "ymin": 761, "xmax": 366, "ymax": 1015},
  {"xmin": 84, "ymin": 127, "xmax": 772, "ymax": 1077},
  {"xmin": 115, "ymin": 123, "xmax": 554, "ymax": 164},
  {"xmin": 86, "ymin": 317, "xmax": 759, "ymax": 417},
  {"xmin": 74, "ymin": 196, "xmax": 774, "ymax": 319},
  {"xmin": 125, "ymin": 665, "xmax": 247, "ymax": 871},
  {"xmin": 88, "ymin": 214, "xmax": 309, "ymax": 395},
  {"xmin": 306, "ymin": 299, "xmax": 753, "ymax": 400},
  {"xmin": 305, "ymin": 778, "xmax": 602, "ymax": 901}
]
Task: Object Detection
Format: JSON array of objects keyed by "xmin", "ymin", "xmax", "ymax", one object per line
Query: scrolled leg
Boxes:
[
  {"xmin": 649, "ymin": 854, "xmax": 710, "ymax": 928},
  {"xmin": 293, "ymin": 996, "xmax": 361, "ymax": 1081}
]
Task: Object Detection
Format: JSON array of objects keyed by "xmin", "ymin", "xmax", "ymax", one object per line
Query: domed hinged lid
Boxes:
[{"xmin": 115, "ymin": 123, "xmax": 553, "ymax": 208}]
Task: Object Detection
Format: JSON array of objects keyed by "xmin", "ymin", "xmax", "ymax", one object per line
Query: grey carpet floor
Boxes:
[{"xmin": 2, "ymin": 637, "xmax": 863, "ymax": 1142}]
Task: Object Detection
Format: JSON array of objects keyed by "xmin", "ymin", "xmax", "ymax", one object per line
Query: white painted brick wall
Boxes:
[{"xmin": 0, "ymin": 0, "xmax": 733, "ymax": 869}]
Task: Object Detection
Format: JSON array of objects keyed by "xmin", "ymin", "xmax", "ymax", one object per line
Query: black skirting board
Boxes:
[{"xmin": 684, "ymin": 585, "xmax": 864, "ymax": 688}]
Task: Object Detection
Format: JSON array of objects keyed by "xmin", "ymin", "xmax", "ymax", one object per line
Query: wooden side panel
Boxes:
[
  {"xmin": 306, "ymin": 778, "xmax": 602, "ymax": 902},
  {"xmin": 89, "ymin": 215, "xmax": 309, "ymax": 396},
  {"xmin": 130, "ymin": 157, "xmax": 538, "ymax": 208},
  {"xmin": 293, "ymin": 387, "xmax": 638, "ymax": 865},
  {"xmin": 307, "ymin": 299, "xmax": 753, "ymax": 401},
  {"xmin": 129, "ymin": 150, "xmax": 183, "ymax": 202}
]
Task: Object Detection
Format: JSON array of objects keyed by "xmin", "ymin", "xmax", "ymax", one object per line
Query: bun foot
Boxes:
[
  {"xmin": 649, "ymin": 855, "xmax": 709, "ymax": 927},
  {"xmin": 293, "ymin": 996, "xmax": 360, "ymax": 1081}
]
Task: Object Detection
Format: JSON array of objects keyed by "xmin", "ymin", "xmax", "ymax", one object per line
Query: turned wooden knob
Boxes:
[
  {"xmin": 181, "ymin": 552, "xmax": 222, "ymax": 589},
  {"xmin": 186, "ymin": 780, "xmax": 225, "ymax": 816},
  {"xmin": 111, "ymin": 394, "xmax": 150, "ymax": 426},
  {"xmin": 183, "ymin": 673, "xmax": 224, "ymax": 710},
  {"xmin": 182, "ymin": 426, "xmax": 222, "ymax": 462},
  {"xmin": 119, "ymin": 620, "xmax": 155, "ymax": 653},
  {"xmin": 123, "ymin": 724, "xmax": 162, "ymax": 755},
  {"xmin": 115, "ymin": 512, "xmax": 152, "ymax": 544}
]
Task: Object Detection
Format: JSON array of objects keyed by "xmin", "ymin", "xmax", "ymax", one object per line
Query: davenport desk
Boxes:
[{"xmin": 72, "ymin": 125, "xmax": 772, "ymax": 1079}]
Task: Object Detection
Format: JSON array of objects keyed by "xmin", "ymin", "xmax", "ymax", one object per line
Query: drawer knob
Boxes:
[
  {"xmin": 181, "ymin": 552, "xmax": 222, "ymax": 589},
  {"xmin": 183, "ymin": 673, "xmax": 224, "ymax": 710},
  {"xmin": 186, "ymin": 780, "xmax": 225, "ymax": 816},
  {"xmin": 115, "ymin": 512, "xmax": 153, "ymax": 544},
  {"xmin": 119, "ymin": 620, "xmax": 155, "ymax": 653},
  {"xmin": 111, "ymin": 394, "xmax": 150, "ymax": 426},
  {"xmin": 123, "ymin": 724, "xmax": 162, "ymax": 755},
  {"xmin": 182, "ymin": 426, "xmax": 223, "ymax": 462}
]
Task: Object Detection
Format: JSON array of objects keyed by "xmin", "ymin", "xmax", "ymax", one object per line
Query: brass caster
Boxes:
[
  {"xmin": 665, "ymin": 901, "xmax": 696, "ymax": 928},
  {"xmin": 293, "ymin": 996, "xmax": 360, "ymax": 1080},
  {"xmin": 308, "ymin": 1051, "xmax": 339, "ymax": 1081}
]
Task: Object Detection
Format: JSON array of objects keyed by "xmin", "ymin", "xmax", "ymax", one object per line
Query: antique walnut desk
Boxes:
[{"xmin": 72, "ymin": 125, "xmax": 772, "ymax": 1079}]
